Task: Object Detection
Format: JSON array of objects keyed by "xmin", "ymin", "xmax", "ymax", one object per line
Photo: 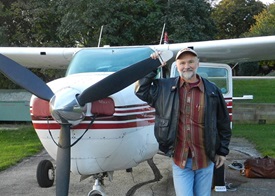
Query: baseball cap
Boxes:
[{"xmin": 175, "ymin": 48, "xmax": 198, "ymax": 60}]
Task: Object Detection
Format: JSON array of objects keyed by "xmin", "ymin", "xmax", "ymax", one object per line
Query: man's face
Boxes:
[{"xmin": 176, "ymin": 53, "xmax": 199, "ymax": 82}]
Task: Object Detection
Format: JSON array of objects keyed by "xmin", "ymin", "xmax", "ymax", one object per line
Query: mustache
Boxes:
[{"xmin": 181, "ymin": 68, "xmax": 193, "ymax": 72}]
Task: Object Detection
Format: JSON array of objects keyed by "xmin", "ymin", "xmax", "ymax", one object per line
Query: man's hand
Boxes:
[
  {"xmin": 215, "ymin": 155, "xmax": 226, "ymax": 168},
  {"xmin": 150, "ymin": 51, "xmax": 166, "ymax": 67}
]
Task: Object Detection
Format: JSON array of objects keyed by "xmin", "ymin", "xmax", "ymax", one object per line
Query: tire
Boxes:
[
  {"xmin": 88, "ymin": 190, "xmax": 103, "ymax": 196},
  {"xmin": 36, "ymin": 160, "xmax": 55, "ymax": 188}
]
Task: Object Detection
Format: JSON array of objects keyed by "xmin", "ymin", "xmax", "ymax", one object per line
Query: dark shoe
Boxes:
[
  {"xmin": 228, "ymin": 161, "xmax": 244, "ymax": 171},
  {"xmin": 226, "ymin": 183, "xmax": 237, "ymax": 192}
]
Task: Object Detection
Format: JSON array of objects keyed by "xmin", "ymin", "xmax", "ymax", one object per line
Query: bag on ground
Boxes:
[{"xmin": 244, "ymin": 156, "xmax": 275, "ymax": 178}]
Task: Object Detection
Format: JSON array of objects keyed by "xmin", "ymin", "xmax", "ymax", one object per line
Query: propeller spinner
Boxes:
[{"xmin": 0, "ymin": 49, "xmax": 173, "ymax": 196}]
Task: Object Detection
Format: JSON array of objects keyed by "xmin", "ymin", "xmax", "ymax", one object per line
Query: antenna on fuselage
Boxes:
[{"xmin": 98, "ymin": 25, "xmax": 104, "ymax": 47}]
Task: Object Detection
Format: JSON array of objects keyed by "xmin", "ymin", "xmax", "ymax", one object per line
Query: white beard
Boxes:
[{"xmin": 179, "ymin": 70, "xmax": 195, "ymax": 80}]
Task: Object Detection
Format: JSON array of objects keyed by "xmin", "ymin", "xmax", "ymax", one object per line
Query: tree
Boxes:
[
  {"xmin": 243, "ymin": 4, "xmax": 275, "ymax": 74},
  {"xmin": 164, "ymin": 0, "xmax": 216, "ymax": 42},
  {"xmin": 56, "ymin": 0, "xmax": 165, "ymax": 46},
  {"xmin": 244, "ymin": 3, "xmax": 275, "ymax": 37},
  {"xmin": 237, "ymin": 61, "xmax": 259, "ymax": 76},
  {"xmin": 0, "ymin": 1, "xmax": 16, "ymax": 46},
  {"xmin": 56, "ymin": 0, "xmax": 216, "ymax": 46},
  {"xmin": 0, "ymin": 0, "xmax": 67, "ymax": 88},
  {"xmin": 1, "ymin": 0, "xmax": 217, "ymax": 47},
  {"xmin": 6, "ymin": 0, "xmax": 65, "ymax": 47},
  {"xmin": 0, "ymin": 0, "xmax": 218, "ymax": 88},
  {"xmin": 211, "ymin": 0, "xmax": 265, "ymax": 39}
]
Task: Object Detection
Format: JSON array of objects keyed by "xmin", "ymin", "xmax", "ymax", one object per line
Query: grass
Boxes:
[
  {"xmin": 0, "ymin": 125, "xmax": 42, "ymax": 171},
  {"xmin": 232, "ymin": 124, "xmax": 275, "ymax": 157},
  {"xmin": 233, "ymin": 78, "xmax": 275, "ymax": 103},
  {"xmin": 232, "ymin": 78, "xmax": 275, "ymax": 157}
]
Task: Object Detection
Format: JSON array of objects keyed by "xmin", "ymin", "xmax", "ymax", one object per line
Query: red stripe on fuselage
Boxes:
[
  {"xmin": 33, "ymin": 119, "xmax": 155, "ymax": 130},
  {"xmin": 115, "ymin": 104, "xmax": 155, "ymax": 113},
  {"xmin": 224, "ymin": 97, "xmax": 233, "ymax": 121},
  {"xmin": 32, "ymin": 104, "xmax": 156, "ymax": 130}
]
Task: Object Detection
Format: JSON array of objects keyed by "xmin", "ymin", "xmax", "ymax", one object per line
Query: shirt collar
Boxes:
[{"xmin": 179, "ymin": 75, "xmax": 204, "ymax": 93}]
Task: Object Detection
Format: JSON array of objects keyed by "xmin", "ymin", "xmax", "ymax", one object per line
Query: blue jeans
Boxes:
[{"xmin": 172, "ymin": 158, "xmax": 214, "ymax": 196}]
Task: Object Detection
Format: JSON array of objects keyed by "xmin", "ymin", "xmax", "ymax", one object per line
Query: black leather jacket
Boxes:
[{"xmin": 135, "ymin": 70, "xmax": 231, "ymax": 162}]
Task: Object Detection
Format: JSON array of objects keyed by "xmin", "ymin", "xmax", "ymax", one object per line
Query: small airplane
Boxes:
[{"xmin": 1, "ymin": 35, "xmax": 275, "ymax": 196}]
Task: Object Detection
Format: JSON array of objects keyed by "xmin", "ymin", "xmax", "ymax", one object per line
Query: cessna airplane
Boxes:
[{"xmin": 1, "ymin": 35, "xmax": 275, "ymax": 196}]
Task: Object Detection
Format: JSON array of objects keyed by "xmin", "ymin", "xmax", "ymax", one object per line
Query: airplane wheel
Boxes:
[
  {"xmin": 88, "ymin": 190, "xmax": 103, "ymax": 196},
  {"xmin": 36, "ymin": 160, "xmax": 55, "ymax": 188}
]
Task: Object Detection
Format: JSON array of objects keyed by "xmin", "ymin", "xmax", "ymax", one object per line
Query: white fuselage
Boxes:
[{"xmin": 30, "ymin": 73, "xmax": 159, "ymax": 175}]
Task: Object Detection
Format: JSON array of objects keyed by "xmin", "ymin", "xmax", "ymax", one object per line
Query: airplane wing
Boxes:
[
  {"xmin": 1, "ymin": 35, "xmax": 275, "ymax": 69},
  {"xmin": 157, "ymin": 35, "xmax": 275, "ymax": 64},
  {"xmin": 0, "ymin": 47, "xmax": 81, "ymax": 69}
]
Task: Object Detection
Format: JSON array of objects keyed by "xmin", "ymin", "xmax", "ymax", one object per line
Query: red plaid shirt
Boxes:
[{"xmin": 173, "ymin": 76, "xmax": 210, "ymax": 170}]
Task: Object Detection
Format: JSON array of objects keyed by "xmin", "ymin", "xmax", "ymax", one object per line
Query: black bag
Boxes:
[{"xmin": 244, "ymin": 156, "xmax": 275, "ymax": 178}]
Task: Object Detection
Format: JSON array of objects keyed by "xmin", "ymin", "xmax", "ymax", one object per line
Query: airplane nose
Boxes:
[{"xmin": 50, "ymin": 87, "xmax": 87, "ymax": 126}]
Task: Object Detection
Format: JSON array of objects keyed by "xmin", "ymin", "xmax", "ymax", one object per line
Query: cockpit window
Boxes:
[
  {"xmin": 66, "ymin": 47, "xmax": 153, "ymax": 76},
  {"xmin": 198, "ymin": 67, "xmax": 229, "ymax": 94}
]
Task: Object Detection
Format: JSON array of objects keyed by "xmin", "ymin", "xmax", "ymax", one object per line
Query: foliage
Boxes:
[
  {"xmin": 30, "ymin": 68, "xmax": 66, "ymax": 83},
  {"xmin": 242, "ymin": 4, "xmax": 275, "ymax": 72},
  {"xmin": 165, "ymin": 0, "xmax": 216, "ymax": 42},
  {"xmin": 0, "ymin": 0, "xmax": 272, "ymax": 86},
  {"xmin": 0, "ymin": 2, "xmax": 9, "ymax": 46},
  {"xmin": 0, "ymin": 0, "xmax": 61, "ymax": 47},
  {"xmin": 0, "ymin": 0, "xmax": 68, "ymax": 88},
  {"xmin": 56, "ymin": 0, "xmax": 216, "ymax": 46},
  {"xmin": 0, "ymin": 68, "xmax": 66, "ymax": 89},
  {"xmin": 0, "ymin": 0, "xmax": 217, "ymax": 88},
  {"xmin": 237, "ymin": 61, "xmax": 259, "ymax": 76},
  {"xmin": 56, "ymin": 0, "xmax": 164, "ymax": 46},
  {"xmin": 0, "ymin": 125, "xmax": 42, "ymax": 171},
  {"xmin": 211, "ymin": 0, "xmax": 265, "ymax": 39},
  {"xmin": 267, "ymin": 70, "xmax": 275, "ymax": 76},
  {"xmin": 244, "ymin": 3, "xmax": 275, "ymax": 37},
  {"xmin": 0, "ymin": 0, "xmax": 217, "ymax": 46}
]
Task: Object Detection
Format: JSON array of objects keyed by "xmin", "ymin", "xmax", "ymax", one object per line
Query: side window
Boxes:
[
  {"xmin": 197, "ymin": 67, "xmax": 228, "ymax": 94},
  {"xmin": 155, "ymin": 67, "xmax": 163, "ymax": 79},
  {"xmin": 170, "ymin": 62, "xmax": 229, "ymax": 95}
]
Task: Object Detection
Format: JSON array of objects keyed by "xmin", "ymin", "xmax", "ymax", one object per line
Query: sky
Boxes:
[
  {"xmin": 216, "ymin": 0, "xmax": 274, "ymax": 4},
  {"xmin": 260, "ymin": 0, "xmax": 274, "ymax": 4}
]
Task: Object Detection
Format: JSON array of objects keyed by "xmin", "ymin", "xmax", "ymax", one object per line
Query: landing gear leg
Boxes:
[{"xmin": 87, "ymin": 173, "xmax": 108, "ymax": 196}]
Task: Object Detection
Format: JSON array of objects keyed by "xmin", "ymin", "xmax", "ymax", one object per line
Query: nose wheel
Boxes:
[{"xmin": 36, "ymin": 159, "xmax": 55, "ymax": 187}]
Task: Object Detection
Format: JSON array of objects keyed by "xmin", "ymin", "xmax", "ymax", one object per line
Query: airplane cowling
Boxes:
[
  {"xmin": 49, "ymin": 87, "xmax": 87, "ymax": 126},
  {"xmin": 31, "ymin": 98, "xmax": 51, "ymax": 117}
]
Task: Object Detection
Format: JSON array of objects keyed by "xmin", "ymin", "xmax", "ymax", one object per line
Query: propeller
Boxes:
[
  {"xmin": 0, "ymin": 49, "xmax": 173, "ymax": 196},
  {"xmin": 0, "ymin": 54, "xmax": 72, "ymax": 196},
  {"xmin": 78, "ymin": 57, "xmax": 159, "ymax": 106},
  {"xmin": 77, "ymin": 50, "xmax": 174, "ymax": 106},
  {"xmin": 0, "ymin": 54, "xmax": 54, "ymax": 101}
]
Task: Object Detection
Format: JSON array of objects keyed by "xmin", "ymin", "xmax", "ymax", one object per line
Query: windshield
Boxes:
[{"xmin": 66, "ymin": 47, "xmax": 153, "ymax": 76}]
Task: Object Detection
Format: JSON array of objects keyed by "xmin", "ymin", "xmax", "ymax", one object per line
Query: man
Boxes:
[{"xmin": 135, "ymin": 48, "xmax": 231, "ymax": 196}]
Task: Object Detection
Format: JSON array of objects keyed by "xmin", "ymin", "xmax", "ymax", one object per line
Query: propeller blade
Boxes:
[
  {"xmin": 77, "ymin": 50, "xmax": 173, "ymax": 106},
  {"xmin": 0, "ymin": 54, "xmax": 54, "ymax": 101},
  {"xmin": 55, "ymin": 124, "xmax": 71, "ymax": 196}
]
